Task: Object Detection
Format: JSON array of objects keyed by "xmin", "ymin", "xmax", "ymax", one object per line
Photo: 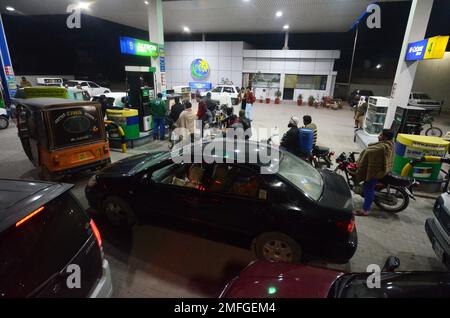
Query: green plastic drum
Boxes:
[
  {"xmin": 106, "ymin": 109, "xmax": 140, "ymax": 140},
  {"xmin": 393, "ymin": 134, "xmax": 449, "ymax": 181}
]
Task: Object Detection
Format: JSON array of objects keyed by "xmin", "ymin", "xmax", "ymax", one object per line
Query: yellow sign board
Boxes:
[{"xmin": 424, "ymin": 35, "xmax": 449, "ymax": 60}]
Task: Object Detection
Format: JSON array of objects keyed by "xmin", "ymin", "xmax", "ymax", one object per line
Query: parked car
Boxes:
[
  {"xmin": 201, "ymin": 85, "xmax": 240, "ymax": 105},
  {"xmin": 92, "ymin": 92, "xmax": 129, "ymax": 108},
  {"xmin": 348, "ymin": 89, "xmax": 374, "ymax": 107},
  {"xmin": 85, "ymin": 139, "xmax": 357, "ymax": 263},
  {"xmin": 425, "ymin": 192, "xmax": 450, "ymax": 270},
  {"xmin": 409, "ymin": 92, "xmax": 443, "ymax": 112},
  {"xmin": 0, "ymin": 179, "xmax": 112, "ymax": 298},
  {"xmin": 220, "ymin": 258, "xmax": 450, "ymax": 298},
  {"xmin": 67, "ymin": 87, "xmax": 91, "ymax": 101},
  {"xmin": 64, "ymin": 80, "xmax": 111, "ymax": 97}
]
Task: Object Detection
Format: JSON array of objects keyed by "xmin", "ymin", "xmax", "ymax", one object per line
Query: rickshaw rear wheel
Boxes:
[{"xmin": 39, "ymin": 167, "xmax": 54, "ymax": 182}]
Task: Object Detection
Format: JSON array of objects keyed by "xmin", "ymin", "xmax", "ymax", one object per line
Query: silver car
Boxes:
[{"xmin": 409, "ymin": 92, "xmax": 443, "ymax": 112}]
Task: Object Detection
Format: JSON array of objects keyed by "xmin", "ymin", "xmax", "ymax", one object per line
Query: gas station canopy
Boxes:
[{"xmin": 0, "ymin": 0, "xmax": 406, "ymax": 33}]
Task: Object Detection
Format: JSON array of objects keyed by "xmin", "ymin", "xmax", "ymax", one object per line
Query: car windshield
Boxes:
[
  {"xmin": 331, "ymin": 272, "xmax": 450, "ymax": 298},
  {"xmin": 212, "ymin": 87, "xmax": 222, "ymax": 93},
  {"xmin": 129, "ymin": 152, "xmax": 171, "ymax": 174},
  {"xmin": 278, "ymin": 151, "xmax": 323, "ymax": 201},
  {"xmin": 413, "ymin": 93, "xmax": 430, "ymax": 100}
]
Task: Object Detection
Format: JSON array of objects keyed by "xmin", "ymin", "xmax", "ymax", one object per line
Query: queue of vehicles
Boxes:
[{"xmin": 0, "ymin": 83, "xmax": 449, "ymax": 298}]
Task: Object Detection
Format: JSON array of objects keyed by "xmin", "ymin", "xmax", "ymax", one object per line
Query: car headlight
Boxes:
[{"xmin": 87, "ymin": 175, "xmax": 98, "ymax": 188}]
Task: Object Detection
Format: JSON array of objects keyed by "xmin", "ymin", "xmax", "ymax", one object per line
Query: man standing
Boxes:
[
  {"xmin": 240, "ymin": 87, "xmax": 247, "ymax": 111},
  {"xmin": 19, "ymin": 77, "xmax": 32, "ymax": 88},
  {"xmin": 204, "ymin": 92, "xmax": 217, "ymax": 113},
  {"xmin": 280, "ymin": 117, "xmax": 301, "ymax": 155},
  {"xmin": 196, "ymin": 94, "xmax": 211, "ymax": 125},
  {"xmin": 354, "ymin": 98, "xmax": 368, "ymax": 129},
  {"xmin": 169, "ymin": 96, "xmax": 185, "ymax": 123},
  {"xmin": 303, "ymin": 115, "xmax": 318, "ymax": 147},
  {"xmin": 354, "ymin": 129, "xmax": 395, "ymax": 216},
  {"xmin": 150, "ymin": 93, "xmax": 168, "ymax": 141},
  {"xmin": 245, "ymin": 87, "xmax": 256, "ymax": 121},
  {"xmin": 176, "ymin": 102, "xmax": 196, "ymax": 143}
]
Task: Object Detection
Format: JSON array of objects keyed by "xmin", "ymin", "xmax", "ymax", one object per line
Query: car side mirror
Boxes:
[{"xmin": 382, "ymin": 256, "xmax": 400, "ymax": 272}]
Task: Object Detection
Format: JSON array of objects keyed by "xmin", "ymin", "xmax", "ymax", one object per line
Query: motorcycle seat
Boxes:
[
  {"xmin": 380, "ymin": 173, "xmax": 412, "ymax": 187},
  {"xmin": 314, "ymin": 146, "xmax": 330, "ymax": 156}
]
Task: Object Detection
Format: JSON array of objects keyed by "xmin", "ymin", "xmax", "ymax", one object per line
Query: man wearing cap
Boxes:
[
  {"xmin": 280, "ymin": 117, "xmax": 301, "ymax": 156},
  {"xmin": 354, "ymin": 129, "xmax": 395, "ymax": 216}
]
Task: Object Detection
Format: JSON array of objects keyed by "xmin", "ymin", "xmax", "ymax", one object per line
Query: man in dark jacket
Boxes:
[
  {"xmin": 204, "ymin": 92, "xmax": 218, "ymax": 113},
  {"xmin": 169, "ymin": 97, "xmax": 185, "ymax": 123},
  {"xmin": 280, "ymin": 117, "xmax": 300, "ymax": 155}
]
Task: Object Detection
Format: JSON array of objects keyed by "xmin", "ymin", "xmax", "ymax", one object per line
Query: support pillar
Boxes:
[
  {"xmin": 147, "ymin": 0, "xmax": 165, "ymax": 94},
  {"xmin": 385, "ymin": 0, "xmax": 434, "ymax": 128}
]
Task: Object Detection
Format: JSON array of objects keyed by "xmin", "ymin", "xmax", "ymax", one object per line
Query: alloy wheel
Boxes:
[{"xmin": 263, "ymin": 240, "xmax": 294, "ymax": 262}]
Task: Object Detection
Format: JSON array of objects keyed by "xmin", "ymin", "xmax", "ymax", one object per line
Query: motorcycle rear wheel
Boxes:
[{"xmin": 374, "ymin": 186, "xmax": 409, "ymax": 213}]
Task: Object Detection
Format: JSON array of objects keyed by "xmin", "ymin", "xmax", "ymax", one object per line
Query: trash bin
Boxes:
[
  {"xmin": 106, "ymin": 109, "xmax": 140, "ymax": 140},
  {"xmin": 393, "ymin": 134, "xmax": 449, "ymax": 180}
]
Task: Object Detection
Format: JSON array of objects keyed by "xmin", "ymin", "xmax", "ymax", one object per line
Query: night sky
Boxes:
[{"xmin": 2, "ymin": 0, "xmax": 449, "ymax": 85}]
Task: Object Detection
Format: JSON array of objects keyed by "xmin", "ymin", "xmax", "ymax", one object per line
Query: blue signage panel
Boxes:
[
  {"xmin": 119, "ymin": 36, "xmax": 159, "ymax": 57},
  {"xmin": 189, "ymin": 82, "xmax": 212, "ymax": 91},
  {"xmin": 405, "ymin": 39, "xmax": 429, "ymax": 61},
  {"xmin": 160, "ymin": 57, "xmax": 165, "ymax": 72}
]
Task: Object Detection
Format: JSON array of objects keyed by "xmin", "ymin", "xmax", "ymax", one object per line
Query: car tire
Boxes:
[
  {"xmin": 0, "ymin": 116, "xmax": 9, "ymax": 130},
  {"xmin": 102, "ymin": 196, "xmax": 137, "ymax": 228},
  {"xmin": 232, "ymin": 98, "xmax": 238, "ymax": 105},
  {"xmin": 253, "ymin": 232, "xmax": 303, "ymax": 263}
]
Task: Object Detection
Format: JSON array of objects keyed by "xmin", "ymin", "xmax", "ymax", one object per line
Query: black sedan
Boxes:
[{"xmin": 85, "ymin": 140, "xmax": 357, "ymax": 263}]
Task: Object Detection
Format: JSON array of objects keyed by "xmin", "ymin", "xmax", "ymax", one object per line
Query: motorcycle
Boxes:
[
  {"xmin": 312, "ymin": 145, "xmax": 334, "ymax": 169},
  {"xmin": 335, "ymin": 152, "xmax": 417, "ymax": 213}
]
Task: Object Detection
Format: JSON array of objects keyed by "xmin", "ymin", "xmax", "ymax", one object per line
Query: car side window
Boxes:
[
  {"xmin": 152, "ymin": 163, "xmax": 207, "ymax": 190},
  {"xmin": 81, "ymin": 82, "xmax": 88, "ymax": 87},
  {"xmin": 212, "ymin": 87, "xmax": 222, "ymax": 93},
  {"xmin": 223, "ymin": 87, "xmax": 234, "ymax": 93},
  {"xmin": 89, "ymin": 82, "xmax": 100, "ymax": 88},
  {"xmin": 206, "ymin": 164, "xmax": 265, "ymax": 200}
]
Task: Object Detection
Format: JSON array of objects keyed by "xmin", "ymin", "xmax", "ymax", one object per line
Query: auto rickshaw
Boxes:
[{"xmin": 15, "ymin": 97, "xmax": 111, "ymax": 180}]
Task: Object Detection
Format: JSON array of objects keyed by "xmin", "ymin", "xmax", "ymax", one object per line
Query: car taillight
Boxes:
[
  {"xmin": 336, "ymin": 217, "xmax": 355, "ymax": 234},
  {"xmin": 16, "ymin": 206, "xmax": 45, "ymax": 227},
  {"xmin": 90, "ymin": 219, "xmax": 103, "ymax": 249}
]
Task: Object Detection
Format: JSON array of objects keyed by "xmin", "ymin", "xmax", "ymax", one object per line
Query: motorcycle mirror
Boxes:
[{"xmin": 382, "ymin": 256, "xmax": 400, "ymax": 272}]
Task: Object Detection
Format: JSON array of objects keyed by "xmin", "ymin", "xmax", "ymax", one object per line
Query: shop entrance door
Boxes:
[{"xmin": 283, "ymin": 74, "xmax": 298, "ymax": 101}]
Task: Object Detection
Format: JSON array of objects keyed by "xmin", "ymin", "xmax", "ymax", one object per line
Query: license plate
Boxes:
[
  {"xmin": 78, "ymin": 152, "xmax": 90, "ymax": 161},
  {"xmin": 433, "ymin": 238, "xmax": 445, "ymax": 261}
]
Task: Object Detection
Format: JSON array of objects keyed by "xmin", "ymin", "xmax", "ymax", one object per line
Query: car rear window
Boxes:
[
  {"xmin": 48, "ymin": 105, "xmax": 104, "ymax": 149},
  {"xmin": 0, "ymin": 192, "xmax": 92, "ymax": 297}
]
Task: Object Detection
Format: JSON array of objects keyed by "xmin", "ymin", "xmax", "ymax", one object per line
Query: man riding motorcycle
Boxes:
[{"xmin": 280, "ymin": 117, "xmax": 301, "ymax": 156}]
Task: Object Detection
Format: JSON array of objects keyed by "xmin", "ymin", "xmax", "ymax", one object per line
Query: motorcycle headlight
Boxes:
[{"xmin": 87, "ymin": 175, "xmax": 98, "ymax": 188}]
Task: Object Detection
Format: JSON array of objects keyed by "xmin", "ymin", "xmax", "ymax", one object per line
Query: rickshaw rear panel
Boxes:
[{"xmin": 14, "ymin": 98, "xmax": 111, "ymax": 177}]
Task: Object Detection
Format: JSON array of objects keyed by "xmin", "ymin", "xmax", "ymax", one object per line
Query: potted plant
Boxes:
[
  {"xmin": 275, "ymin": 90, "xmax": 282, "ymax": 104},
  {"xmin": 297, "ymin": 94, "xmax": 303, "ymax": 106},
  {"xmin": 308, "ymin": 95, "xmax": 315, "ymax": 106}
]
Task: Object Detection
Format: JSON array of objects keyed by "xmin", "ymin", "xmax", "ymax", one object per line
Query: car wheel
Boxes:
[
  {"xmin": 0, "ymin": 116, "xmax": 9, "ymax": 130},
  {"xmin": 253, "ymin": 232, "xmax": 302, "ymax": 263},
  {"xmin": 102, "ymin": 196, "xmax": 137, "ymax": 228}
]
